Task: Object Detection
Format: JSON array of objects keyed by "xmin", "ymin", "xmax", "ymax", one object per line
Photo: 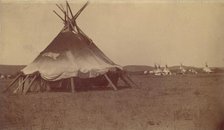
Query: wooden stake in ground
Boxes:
[
  {"xmin": 70, "ymin": 77, "xmax": 75, "ymax": 93},
  {"xmin": 104, "ymin": 74, "xmax": 118, "ymax": 91}
]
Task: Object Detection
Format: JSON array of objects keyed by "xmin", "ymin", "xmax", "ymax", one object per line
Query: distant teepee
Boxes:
[
  {"xmin": 202, "ymin": 63, "xmax": 212, "ymax": 73},
  {"xmin": 163, "ymin": 65, "xmax": 172, "ymax": 75},
  {"xmin": 179, "ymin": 63, "xmax": 187, "ymax": 74},
  {"xmin": 153, "ymin": 64, "xmax": 163, "ymax": 76}
]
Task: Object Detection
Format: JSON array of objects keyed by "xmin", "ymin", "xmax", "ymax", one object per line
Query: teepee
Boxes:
[
  {"xmin": 203, "ymin": 63, "xmax": 212, "ymax": 73},
  {"xmin": 4, "ymin": 1, "xmax": 136, "ymax": 94},
  {"xmin": 151, "ymin": 64, "xmax": 163, "ymax": 76},
  {"xmin": 179, "ymin": 63, "xmax": 187, "ymax": 74},
  {"xmin": 163, "ymin": 65, "xmax": 171, "ymax": 75}
]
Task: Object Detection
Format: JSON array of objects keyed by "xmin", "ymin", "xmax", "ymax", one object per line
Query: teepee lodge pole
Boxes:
[
  {"xmin": 66, "ymin": 1, "xmax": 74, "ymax": 18},
  {"xmin": 70, "ymin": 77, "xmax": 75, "ymax": 93},
  {"xmin": 2, "ymin": 73, "xmax": 22, "ymax": 93},
  {"xmin": 104, "ymin": 74, "xmax": 118, "ymax": 91},
  {"xmin": 23, "ymin": 74, "xmax": 37, "ymax": 94},
  {"xmin": 121, "ymin": 74, "xmax": 138, "ymax": 88},
  {"xmin": 125, "ymin": 75, "xmax": 138, "ymax": 87},
  {"xmin": 72, "ymin": 1, "xmax": 89, "ymax": 22},
  {"xmin": 120, "ymin": 75, "xmax": 132, "ymax": 88},
  {"xmin": 16, "ymin": 75, "xmax": 29, "ymax": 94},
  {"xmin": 53, "ymin": 10, "xmax": 65, "ymax": 23},
  {"xmin": 56, "ymin": 4, "xmax": 65, "ymax": 14}
]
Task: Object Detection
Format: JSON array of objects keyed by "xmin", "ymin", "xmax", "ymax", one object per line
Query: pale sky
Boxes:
[{"xmin": 0, "ymin": 0, "xmax": 224, "ymax": 67}]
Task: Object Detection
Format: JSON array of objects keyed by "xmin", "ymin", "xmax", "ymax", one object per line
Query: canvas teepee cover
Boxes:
[{"xmin": 22, "ymin": 30, "xmax": 121, "ymax": 81}]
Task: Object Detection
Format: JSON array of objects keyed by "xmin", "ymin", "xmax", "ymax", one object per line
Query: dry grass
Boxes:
[{"xmin": 0, "ymin": 74, "xmax": 224, "ymax": 130}]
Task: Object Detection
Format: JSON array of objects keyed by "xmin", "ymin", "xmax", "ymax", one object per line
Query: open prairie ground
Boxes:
[{"xmin": 0, "ymin": 74, "xmax": 224, "ymax": 130}]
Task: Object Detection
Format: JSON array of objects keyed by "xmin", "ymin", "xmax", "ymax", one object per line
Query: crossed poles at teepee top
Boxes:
[{"xmin": 53, "ymin": 1, "xmax": 89, "ymax": 32}]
